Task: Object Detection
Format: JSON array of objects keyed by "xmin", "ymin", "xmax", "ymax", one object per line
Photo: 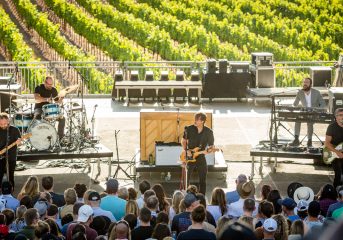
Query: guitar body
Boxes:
[
  {"xmin": 323, "ymin": 142, "xmax": 343, "ymax": 165},
  {"xmin": 180, "ymin": 147, "xmax": 219, "ymax": 163},
  {"xmin": 0, "ymin": 133, "xmax": 32, "ymax": 156}
]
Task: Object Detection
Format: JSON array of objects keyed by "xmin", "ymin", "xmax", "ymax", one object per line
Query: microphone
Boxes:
[{"xmin": 94, "ymin": 104, "xmax": 98, "ymax": 108}]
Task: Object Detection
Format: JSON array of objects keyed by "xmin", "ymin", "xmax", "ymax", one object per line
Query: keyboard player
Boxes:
[{"xmin": 290, "ymin": 77, "xmax": 326, "ymax": 147}]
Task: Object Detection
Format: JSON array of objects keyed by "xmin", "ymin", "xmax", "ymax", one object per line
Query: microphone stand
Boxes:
[{"xmin": 90, "ymin": 104, "xmax": 97, "ymax": 147}]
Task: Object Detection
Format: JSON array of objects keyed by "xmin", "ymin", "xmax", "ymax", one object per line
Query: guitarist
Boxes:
[
  {"xmin": 182, "ymin": 112, "xmax": 214, "ymax": 195},
  {"xmin": 325, "ymin": 108, "xmax": 343, "ymax": 188},
  {"xmin": 0, "ymin": 113, "xmax": 21, "ymax": 188}
]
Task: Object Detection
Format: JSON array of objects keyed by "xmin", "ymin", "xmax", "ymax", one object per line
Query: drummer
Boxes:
[{"xmin": 34, "ymin": 76, "xmax": 65, "ymax": 140}]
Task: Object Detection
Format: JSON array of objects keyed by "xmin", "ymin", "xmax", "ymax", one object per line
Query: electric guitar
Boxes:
[
  {"xmin": 180, "ymin": 146, "xmax": 220, "ymax": 163},
  {"xmin": 323, "ymin": 142, "xmax": 343, "ymax": 165},
  {"xmin": 0, "ymin": 133, "xmax": 32, "ymax": 157}
]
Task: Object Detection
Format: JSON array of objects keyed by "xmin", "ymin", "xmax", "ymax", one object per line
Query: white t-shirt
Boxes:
[
  {"xmin": 228, "ymin": 198, "xmax": 259, "ymax": 218},
  {"xmin": 305, "ymin": 91, "xmax": 312, "ymax": 107}
]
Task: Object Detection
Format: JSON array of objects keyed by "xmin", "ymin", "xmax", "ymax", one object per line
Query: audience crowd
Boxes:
[{"xmin": 0, "ymin": 175, "xmax": 343, "ymax": 239}]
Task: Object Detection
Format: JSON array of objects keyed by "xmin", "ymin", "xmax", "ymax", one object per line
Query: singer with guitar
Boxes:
[
  {"xmin": 34, "ymin": 76, "xmax": 65, "ymax": 140},
  {"xmin": 325, "ymin": 108, "xmax": 343, "ymax": 188},
  {"xmin": 181, "ymin": 112, "xmax": 214, "ymax": 195},
  {"xmin": 0, "ymin": 113, "xmax": 22, "ymax": 188}
]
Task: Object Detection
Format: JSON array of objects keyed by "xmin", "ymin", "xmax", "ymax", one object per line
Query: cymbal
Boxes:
[
  {"xmin": 0, "ymin": 91, "xmax": 21, "ymax": 97},
  {"xmin": 12, "ymin": 98, "xmax": 36, "ymax": 104},
  {"xmin": 58, "ymin": 84, "xmax": 79, "ymax": 98}
]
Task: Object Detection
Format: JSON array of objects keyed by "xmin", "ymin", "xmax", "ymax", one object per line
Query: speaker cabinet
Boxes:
[
  {"xmin": 206, "ymin": 59, "xmax": 217, "ymax": 73},
  {"xmin": 251, "ymin": 52, "xmax": 273, "ymax": 66},
  {"xmin": 310, "ymin": 66, "xmax": 332, "ymax": 87},
  {"xmin": 219, "ymin": 59, "xmax": 228, "ymax": 73}
]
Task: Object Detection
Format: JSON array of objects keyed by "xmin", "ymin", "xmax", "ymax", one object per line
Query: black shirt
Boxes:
[
  {"xmin": 177, "ymin": 229, "xmax": 216, "ymax": 240},
  {"xmin": 183, "ymin": 125, "xmax": 214, "ymax": 161},
  {"xmin": 131, "ymin": 226, "xmax": 153, "ymax": 240},
  {"xmin": 326, "ymin": 122, "xmax": 343, "ymax": 146},
  {"xmin": 0, "ymin": 126, "xmax": 21, "ymax": 161},
  {"xmin": 34, "ymin": 84, "xmax": 58, "ymax": 109},
  {"xmin": 50, "ymin": 192, "xmax": 66, "ymax": 207}
]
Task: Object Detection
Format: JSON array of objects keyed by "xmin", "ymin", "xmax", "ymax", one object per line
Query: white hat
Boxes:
[
  {"xmin": 77, "ymin": 205, "xmax": 93, "ymax": 223},
  {"xmin": 293, "ymin": 186, "xmax": 314, "ymax": 204},
  {"xmin": 263, "ymin": 218, "xmax": 277, "ymax": 232}
]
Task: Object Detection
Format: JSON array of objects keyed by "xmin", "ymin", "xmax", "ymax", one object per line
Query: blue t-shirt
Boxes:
[
  {"xmin": 100, "ymin": 195, "xmax": 126, "ymax": 221},
  {"xmin": 327, "ymin": 202, "xmax": 343, "ymax": 217},
  {"xmin": 288, "ymin": 215, "xmax": 301, "ymax": 222},
  {"xmin": 226, "ymin": 190, "xmax": 240, "ymax": 204}
]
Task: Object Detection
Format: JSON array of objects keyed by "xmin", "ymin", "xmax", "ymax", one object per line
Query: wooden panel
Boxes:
[{"xmin": 140, "ymin": 111, "xmax": 212, "ymax": 161}]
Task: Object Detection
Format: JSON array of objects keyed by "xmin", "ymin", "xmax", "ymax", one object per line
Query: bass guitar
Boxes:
[
  {"xmin": 0, "ymin": 133, "xmax": 32, "ymax": 157},
  {"xmin": 180, "ymin": 146, "xmax": 220, "ymax": 163},
  {"xmin": 323, "ymin": 142, "xmax": 343, "ymax": 165}
]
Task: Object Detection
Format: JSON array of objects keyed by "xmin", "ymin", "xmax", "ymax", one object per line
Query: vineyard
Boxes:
[{"xmin": 0, "ymin": 0, "xmax": 342, "ymax": 92}]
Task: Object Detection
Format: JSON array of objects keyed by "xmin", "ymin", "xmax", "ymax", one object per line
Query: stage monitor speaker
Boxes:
[
  {"xmin": 255, "ymin": 68, "xmax": 275, "ymax": 88},
  {"xmin": 309, "ymin": 66, "xmax": 332, "ymax": 87},
  {"xmin": 219, "ymin": 59, "xmax": 228, "ymax": 73},
  {"xmin": 251, "ymin": 52, "xmax": 273, "ymax": 66},
  {"xmin": 112, "ymin": 71, "xmax": 125, "ymax": 99},
  {"xmin": 190, "ymin": 70, "xmax": 200, "ymax": 81},
  {"xmin": 145, "ymin": 70, "xmax": 154, "ymax": 81},
  {"xmin": 329, "ymin": 88, "xmax": 343, "ymax": 114},
  {"xmin": 160, "ymin": 71, "xmax": 169, "ymax": 81},
  {"xmin": 206, "ymin": 59, "xmax": 217, "ymax": 73},
  {"xmin": 176, "ymin": 70, "xmax": 185, "ymax": 81},
  {"xmin": 130, "ymin": 70, "xmax": 139, "ymax": 81},
  {"xmin": 229, "ymin": 62, "xmax": 250, "ymax": 73}
]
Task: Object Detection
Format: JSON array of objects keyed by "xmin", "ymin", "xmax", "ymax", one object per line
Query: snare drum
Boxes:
[
  {"xmin": 42, "ymin": 104, "xmax": 62, "ymax": 120},
  {"xmin": 13, "ymin": 113, "xmax": 33, "ymax": 131},
  {"xmin": 28, "ymin": 121, "xmax": 57, "ymax": 150}
]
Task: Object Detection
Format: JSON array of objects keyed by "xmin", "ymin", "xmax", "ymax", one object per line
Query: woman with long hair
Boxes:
[
  {"xmin": 207, "ymin": 187, "xmax": 228, "ymax": 222},
  {"xmin": 125, "ymin": 200, "xmax": 139, "ymax": 217},
  {"xmin": 318, "ymin": 184, "xmax": 337, "ymax": 217},
  {"xmin": 272, "ymin": 214, "xmax": 289, "ymax": 240},
  {"xmin": 17, "ymin": 176, "xmax": 40, "ymax": 201},
  {"xmin": 267, "ymin": 189, "xmax": 282, "ymax": 214},
  {"xmin": 152, "ymin": 184, "xmax": 170, "ymax": 213},
  {"xmin": 169, "ymin": 190, "xmax": 184, "ymax": 222}
]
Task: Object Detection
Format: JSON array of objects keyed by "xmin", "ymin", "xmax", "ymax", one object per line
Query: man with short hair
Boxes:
[
  {"xmin": 226, "ymin": 174, "xmax": 247, "ymax": 204},
  {"xmin": 41, "ymin": 176, "xmax": 65, "ymax": 207},
  {"xmin": 100, "ymin": 178, "xmax": 126, "ymax": 221},
  {"xmin": 66, "ymin": 205, "xmax": 98, "ymax": 240},
  {"xmin": 46, "ymin": 204, "xmax": 62, "ymax": 229},
  {"xmin": 136, "ymin": 180, "xmax": 150, "ymax": 209},
  {"xmin": 304, "ymin": 201, "xmax": 323, "ymax": 231},
  {"xmin": 255, "ymin": 201, "xmax": 274, "ymax": 229},
  {"xmin": 242, "ymin": 198, "xmax": 256, "ymax": 217},
  {"xmin": 279, "ymin": 197, "xmax": 300, "ymax": 222},
  {"xmin": 16, "ymin": 208, "xmax": 39, "ymax": 239},
  {"xmin": 262, "ymin": 218, "xmax": 277, "ymax": 240},
  {"xmin": 146, "ymin": 196, "xmax": 159, "ymax": 218},
  {"xmin": 1, "ymin": 181, "xmax": 19, "ymax": 212},
  {"xmin": 88, "ymin": 191, "xmax": 116, "ymax": 222},
  {"xmin": 171, "ymin": 193, "xmax": 200, "ymax": 236},
  {"xmin": 131, "ymin": 207, "xmax": 153, "ymax": 240},
  {"xmin": 118, "ymin": 187, "xmax": 129, "ymax": 200},
  {"xmin": 327, "ymin": 186, "xmax": 343, "ymax": 217},
  {"xmin": 60, "ymin": 202, "xmax": 84, "ymax": 237},
  {"xmin": 33, "ymin": 199, "xmax": 49, "ymax": 220}
]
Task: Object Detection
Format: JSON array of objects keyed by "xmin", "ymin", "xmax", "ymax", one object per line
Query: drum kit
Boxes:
[{"xmin": 2, "ymin": 84, "xmax": 98, "ymax": 152}]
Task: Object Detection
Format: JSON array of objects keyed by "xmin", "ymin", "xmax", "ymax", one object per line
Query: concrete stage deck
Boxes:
[{"xmin": 11, "ymin": 97, "xmax": 334, "ymax": 200}]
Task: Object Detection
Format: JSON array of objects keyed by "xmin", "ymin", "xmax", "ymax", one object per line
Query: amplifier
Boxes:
[
  {"xmin": 251, "ymin": 52, "xmax": 273, "ymax": 66},
  {"xmin": 329, "ymin": 88, "xmax": 343, "ymax": 114},
  {"xmin": 310, "ymin": 66, "xmax": 332, "ymax": 87}
]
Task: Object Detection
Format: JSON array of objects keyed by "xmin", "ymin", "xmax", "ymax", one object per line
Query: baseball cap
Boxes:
[
  {"xmin": 88, "ymin": 191, "xmax": 101, "ymax": 201},
  {"xmin": 34, "ymin": 200, "xmax": 49, "ymax": 217},
  {"xmin": 77, "ymin": 205, "xmax": 93, "ymax": 223},
  {"xmin": 297, "ymin": 199, "xmax": 309, "ymax": 211},
  {"xmin": 278, "ymin": 197, "xmax": 297, "ymax": 209},
  {"xmin": 1, "ymin": 182, "xmax": 12, "ymax": 195},
  {"xmin": 263, "ymin": 218, "xmax": 277, "ymax": 232},
  {"xmin": 106, "ymin": 178, "xmax": 119, "ymax": 192},
  {"xmin": 184, "ymin": 193, "xmax": 199, "ymax": 208}
]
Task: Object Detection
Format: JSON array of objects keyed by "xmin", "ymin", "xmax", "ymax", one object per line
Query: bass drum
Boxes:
[{"xmin": 28, "ymin": 121, "xmax": 57, "ymax": 150}]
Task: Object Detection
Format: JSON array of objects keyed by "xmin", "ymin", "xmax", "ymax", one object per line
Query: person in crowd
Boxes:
[
  {"xmin": 186, "ymin": 185, "xmax": 198, "ymax": 194},
  {"xmin": 100, "ymin": 179, "xmax": 127, "ymax": 221},
  {"xmin": 152, "ymin": 223, "xmax": 171, "ymax": 240},
  {"xmin": 17, "ymin": 176, "xmax": 40, "ymax": 203},
  {"xmin": 108, "ymin": 220, "xmax": 130, "ymax": 240},
  {"xmin": 128, "ymin": 188, "xmax": 137, "ymax": 201},
  {"xmin": 171, "ymin": 192, "xmax": 200, "ymax": 236},
  {"xmin": 242, "ymin": 198, "xmax": 256, "ymax": 217},
  {"xmin": 42, "ymin": 176, "xmax": 65, "ymax": 207},
  {"xmin": 226, "ymin": 174, "xmax": 247, "ymax": 204},
  {"xmin": 16, "ymin": 208, "xmax": 40, "ymax": 239},
  {"xmin": 146, "ymin": 196, "xmax": 159, "ymax": 226},
  {"xmin": 11, "ymin": 205, "xmax": 27, "ymax": 232},
  {"xmin": 261, "ymin": 185, "xmax": 272, "ymax": 202},
  {"xmin": 2, "ymin": 208, "xmax": 16, "ymax": 239},
  {"xmin": 156, "ymin": 211, "xmax": 169, "ymax": 225},
  {"xmin": 0, "ymin": 213, "xmax": 9, "ymax": 239},
  {"xmin": 304, "ymin": 201, "xmax": 323, "ymax": 231},
  {"xmin": 288, "ymin": 220, "xmax": 305, "ymax": 240},
  {"xmin": 267, "ymin": 190, "xmax": 282, "ymax": 214},
  {"xmin": 90, "ymin": 216, "xmax": 109, "ymax": 236},
  {"xmin": 317, "ymin": 184, "xmax": 337, "ymax": 217},
  {"xmin": 131, "ymin": 207, "xmax": 153, "ymax": 240},
  {"xmin": 136, "ymin": 180, "xmax": 150, "ymax": 209},
  {"xmin": 255, "ymin": 200, "xmax": 274, "ymax": 229},
  {"xmin": 218, "ymin": 221, "xmax": 257, "ymax": 240},
  {"xmin": 123, "ymin": 214, "xmax": 137, "ymax": 231},
  {"xmin": 46, "ymin": 204, "xmax": 62, "ymax": 229},
  {"xmin": 45, "ymin": 218, "xmax": 63, "ymax": 239},
  {"xmin": 228, "ymin": 181, "xmax": 258, "ymax": 218},
  {"xmin": 262, "ymin": 218, "xmax": 277, "ymax": 240},
  {"xmin": 67, "ymin": 205, "xmax": 98, "ymax": 240},
  {"xmin": 83, "ymin": 189, "xmax": 95, "ymax": 206},
  {"xmin": 59, "ymin": 188, "xmax": 77, "ymax": 219},
  {"xmin": 88, "ymin": 191, "xmax": 116, "ymax": 222},
  {"xmin": 125, "ymin": 200, "xmax": 139, "ymax": 217},
  {"xmin": 196, "ymin": 193, "xmax": 216, "ymax": 227},
  {"xmin": 152, "ymin": 184, "xmax": 170, "ymax": 213},
  {"xmin": 179, "ymin": 199, "xmax": 186, "ymax": 213},
  {"xmin": 279, "ymin": 197, "xmax": 300, "ymax": 222},
  {"xmin": 34, "ymin": 220, "xmax": 50, "ymax": 239},
  {"xmin": 290, "ymin": 77, "xmax": 325, "ymax": 147},
  {"xmin": 20, "ymin": 195, "xmax": 33, "ymax": 209},
  {"xmin": 327, "ymin": 185, "xmax": 343, "ymax": 217},
  {"xmin": 143, "ymin": 190, "xmax": 156, "ymax": 206},
  {"xmin": 169, "ymin": 191, "xmax": 184, "ymax": 223},
  {"xmin": 34, "ymin": 199, "xmax": 49, "ymax": 220},
  {"xmin": 296, "ymin": 200, "xmax": 309, "ymax": 220},
  {"xmin": 118, "ymin": 187, "xmax": 129, "ymax": 201},
  {"xmin": 207, "ymin": 187, "xmax": 228, "ymax": 222},
  {"xmin": 1, "ymin": 181, "xmax": 19, "ymax": 212},
  {"xmin": 238, "ymin": 215, "xmax": 254, "ymax": 230},
  {"xmin": 216, "ymin": 216, "xmax": 232, "ymax": 238},
  {"xmin": 272, "ymin": 214, "xmax": 288, "ymax": 240},
  {"xmin": 74, "ymin": 183, "xmax": 87, "ymax": 203},
  {"xmin": 61, "ymin": 202, "xmax": 84, "ymax": 237}
]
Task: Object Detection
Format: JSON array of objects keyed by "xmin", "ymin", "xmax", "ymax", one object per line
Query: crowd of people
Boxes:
[{"xmin": 0, "ymin": 174, "xmax": 343, "ymax": 240}]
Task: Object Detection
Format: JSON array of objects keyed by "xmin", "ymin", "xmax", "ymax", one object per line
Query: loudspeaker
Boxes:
[
  {"xmin": 206, "ymin": 59, "xmax": 217, "ymax": 73},
  {"xmin": 112, "ymin": 70, "xmax": 125, "ymax": 100},
  {"xmin": 130, "ymin": 70, "xmax": 139, "ymax": 81},
  {"xmin": 310, "ymin": 66, "xmax": 332, "ymax": 87},
  {"xmin": 190, "ymin": 70, "xmax": 200, "ymax": 81},
  {"xmin": 145, "ymin": 71, "xmax": 154, "ymax": 81},
  {"xmin": 176, "ymin": 71, "xmax": 185, "ymax": 81},
  {"xmin": 250, "ymin": 67, "xmax": 275, "ymax": 88},
  {"xmin": 229, "ymin": 62, "xmax": 250, "ymax": 73},
  {"xmin": 160, "ymin": 71, "xmax": 169, "ymax": 81},
  {"xmin": 329, "ymin": 88, "xmax": 343, "ymax": 114},
  {"xmin": 219, "ymin": 59, "xmax": 228, "ymax": 73},
  {"xmin": 251, "ymin": 52, "xmax": 273, "ymax": 66}
]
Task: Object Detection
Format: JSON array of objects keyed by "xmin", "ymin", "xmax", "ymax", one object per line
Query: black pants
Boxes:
[
  {"xmin": 0, "ymin": 158, "xmax": 16, "ymax": 188},
  {"xmin": 187, "ymin": 158, "xmax": 208, "ymax": 195},
  {"xmin": 332, "ymin": 159, "xmax": 343, "ymax": 188}
]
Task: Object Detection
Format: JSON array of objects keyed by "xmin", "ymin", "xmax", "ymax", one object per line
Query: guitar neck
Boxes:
[{"xmin": 0, "ymin": 141, "xmax": 17, "ymax": 155}]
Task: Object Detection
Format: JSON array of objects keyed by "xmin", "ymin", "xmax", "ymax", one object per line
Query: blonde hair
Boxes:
[
  {"xmin": 64, "ymin": 188, "xmax": 77, "ymax": 205},
  {"xmin": 172, "ymin": 191, "xmax": 184, "ymax": 215},
  {"xmin": 18, "ymin": 176, "xmax": 39, "ymax": 199},
  {"xmin": 179, "ymin": 199, "xmax": 186, "ymax": 213},
  {"xmin": 126, "ymin": 200, "xmax": 139, "ymax": 217},
  {"xmin": 273, "ymin": 214, "xmax": 289, "ymax": 240}
]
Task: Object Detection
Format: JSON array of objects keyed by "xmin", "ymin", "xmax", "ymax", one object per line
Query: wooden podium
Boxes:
[{"xmin": 140, "ymin": 110, "xmax": 213, "ymax": 162}]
